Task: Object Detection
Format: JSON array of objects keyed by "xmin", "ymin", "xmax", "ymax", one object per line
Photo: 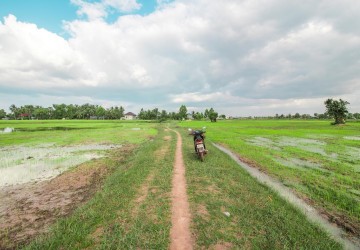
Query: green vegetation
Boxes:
[
  {"xmin": 24, "ymin": 126, "xmax": 175, "ymax": 249},
  {"xmin": 2, "ymin": 119, "xmax": 357, "ymax": 248},
  {"xmin": 179, "ymin": 119, "xmax": 360, "ymax": 234},
  {"xmin": 324, "ymin": 98, "xmax": 350, "ymax": 124},
  {"xmin": 181, "ymin": 128, "xmax": 341, "ymax": 248},
  {"xmin": 0, "ymin": 120, "xmax": 157, "ymax": 146},
  {"xmin": 8, "ymin": 104, "xmax": 125, "ymax": 120}
]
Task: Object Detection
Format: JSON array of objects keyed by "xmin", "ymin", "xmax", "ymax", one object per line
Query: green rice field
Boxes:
[
  {"xmin": 0, "ymin": 119, "xmax": 358, "ymax": 249},
  {"xmin": 179, "ymin": 119, "xmax": 360, "ymax": 236}
]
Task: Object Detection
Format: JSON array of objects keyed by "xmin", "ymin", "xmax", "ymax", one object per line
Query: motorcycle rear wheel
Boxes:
[{"xmin": 199, "ymin": 151, "xmax": 205, "ymax": 162}]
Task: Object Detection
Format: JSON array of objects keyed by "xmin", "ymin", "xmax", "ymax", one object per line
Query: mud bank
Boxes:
[{"xmin": 0, "ymin": 147, "xmax": 122, "ymax": 250}]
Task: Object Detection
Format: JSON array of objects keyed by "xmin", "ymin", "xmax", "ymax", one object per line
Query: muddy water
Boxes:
[
  {"xmin": 273, "ymin": 157, "xmax": 329, "ymax": 172},
  {"xmin": 213, "ymin": 143, "xmax": 359, "ymax": 250},
  {"xmin": 246, "ymin": 136, "xmax": 339, "ymax": 159},
  {"xmin": 0, "ymin": 144, "xmax": 121, "ymax": 187}
]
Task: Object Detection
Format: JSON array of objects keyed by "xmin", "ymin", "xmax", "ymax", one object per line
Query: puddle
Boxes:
[
  {"xmin": 274, "ymin": 157, "xmax": 329, "ymax": 172},
  {"xmin": 213, "ymin": 143, "xmax": 359, "ymax": 250},
  {"xmin": 344, "ymin": 136, "xmax": 360, "ymax": 141},
  {"xmin": 280, "ymin": 137, "xmax": 326, "ymax": 146},
  {"xmin": 247, "ymin": 136, "xmax": 338, "ymax": 159},
  {"xmin": 246, "ymin": 137, "xmax": 281, "ymax": 150},
  {"xmin": 0, "ymin": 127, "xmax": 14, "ymax": 133},
  {"xmin": 345, "ymin": 147, "xmax": 360, "ymax": 161},
  {"xmin": 353, "ymin": 165, "xmax": 360, "ymax": 173},
  {"xmin": 14, "ymin": 127, "xmax": 97, "ymax": 132},
  {"xmin": 0, "ymin": 144, "xmax": 121, "ymax": 187}
]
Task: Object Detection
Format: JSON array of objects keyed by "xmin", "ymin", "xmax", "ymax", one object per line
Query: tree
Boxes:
[
  {"xmin": 324, "ymin": 98, "xmax": 350, "ymax": 124},
  {"xmin": 96, "ymin": 106, "xmax": 106, "ymax": 118},
  {"xmin": 208, "ymin": 108, "xmax": 218, "ymax": 122},
  {"xmin": 178, "ymin": 105, "xmax": 187, "ymax": 120},
  {"xmin": 9, "ymin": 104, "xmax": 19, "ymax": 119},
  {"xmin": 0, "ymin": 109, "xmax": 6, "ymax": 119},
  {"xmin": 160, "ymin": 110, "xmax": 168, "ymax": 121},
  {"xmin": 204, "ymin": 109, "xmax": 209, "ymax": 118}
]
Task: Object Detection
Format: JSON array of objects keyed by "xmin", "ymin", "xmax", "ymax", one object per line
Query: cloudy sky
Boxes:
[{"xmin": 0, "ymin": 0, "xmax": 359, "ymax": 116}]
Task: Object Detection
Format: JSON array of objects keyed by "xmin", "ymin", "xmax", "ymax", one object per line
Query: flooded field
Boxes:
[
  {"xmin": 0, "ymin": 143, "xmax": 120, "ymax": 186},
  {"xmin": 179, "ymin": 119, "xmax": 360, "ymax": 240},
  {"xmin": 0, "ymin": 120, "xmax": 156, "ymax": 248}
]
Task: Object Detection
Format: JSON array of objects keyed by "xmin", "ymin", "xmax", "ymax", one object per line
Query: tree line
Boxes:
[
  {"xmin": 1, "ymin": 104, "xmax": 125, "ymax": 120},
  {"xmin": 252, "ymin": 112, "xmax": 360, "ymax": 120},
  {"xmin": 138, "ymin": 105, "xmax": 219, "ymax": 122},
  {"xmin": 240, "ymin": 99, "xmax": 358, "ymax": 125},
  {"xmin": 0, "ymin": 103, "xmax": 220, "ymax": 122},
  {"xmin": 0, "ymin": 99, "xmax": 356, "ymax": 124}
]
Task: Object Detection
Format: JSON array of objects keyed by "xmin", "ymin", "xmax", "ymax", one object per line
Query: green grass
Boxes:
[
  {"xmin": 0, "ymin": 120, "xmax": 157, "ymax": 146},
  {"xmin": 180, "ymin": 127, "xmax": 341, "ymax": 249},
  {"xmin": 2, "ymin": 120, "xmax": 356, "ymax": 248},
  {"xmin": 179, "ymin": 119, "xmax": 360, "ymax": 234},
  {"xmin": 23, "ymin": 125, "xmax": 175, "ymax": 249}
]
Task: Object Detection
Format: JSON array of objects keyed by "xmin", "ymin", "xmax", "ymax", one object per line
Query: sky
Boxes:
[{"xmin": 0, "ymin": 0, "xmax": 360, "ymax": 116}]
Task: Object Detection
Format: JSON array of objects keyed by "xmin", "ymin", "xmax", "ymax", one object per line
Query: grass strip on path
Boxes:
[
  {"xmin": 25, "ymin": 125, "xmax": 175, "ymax": 249},
  {"xmin": 179, "ymin": 128, "xmax": 342, "ymax": 249}
]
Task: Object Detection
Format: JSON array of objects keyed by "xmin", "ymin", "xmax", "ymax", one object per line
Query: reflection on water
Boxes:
[
  {"xmin": 14, "ymin": 127, "xmax": 97, "ymax": 132},
  {"xmin": 0, "ymin": 127, "xmax": 14, "ymax": 133}
]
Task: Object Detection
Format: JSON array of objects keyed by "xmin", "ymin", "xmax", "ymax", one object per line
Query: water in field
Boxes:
[
  {"xmin": 0, "ymin": 127, "xmax": 14, "ymax": 133},
  {"xmin": 14, "ymin": 126, "xmax": 97, "ymax": 132},
  {"xmin": 246, "ymin": 136, "xmax": 338, "ymax": 159},
  {"xmin": 345, "ymin": 146, "xmax": 360, "ymax": 159},
  {"xmin": 0, "ymin": 143, "xmax": 121, "ymax": 187},
  {"xmin": 274, "ymin": 157, "xmax": 328, "ymax": 172},
  {"xmin": 344, "ymin": 136, "xmax": 360, "ymax": 141},
  {"xmin": 246, "ymin": 137, "xmax": 281, "ymax": 150},
  {"xmin": 213, "ymin": 143, "xmax": 359, "ymax": 250}
]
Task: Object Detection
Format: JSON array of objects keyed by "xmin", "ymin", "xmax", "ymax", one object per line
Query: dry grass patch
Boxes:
[
  {"xmin": 135, "ymin": 173, "xmax": 155, "ymax": 205},
  {"xmin": 197, "ymin": 204, "xmax": 210, "ymax": 221},
  {"xmin": 154, "ymin": 142, "xmax": 170, "ymax": 162},
  {"xmin": 211, "ymin": 242, "xmax": 234, "ymax": 250}
]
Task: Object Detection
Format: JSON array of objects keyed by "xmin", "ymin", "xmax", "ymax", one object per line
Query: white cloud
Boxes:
[
  {"xmin": 1, "ymin": 0, "xmax": 360, "ymax": 116},
  {"xmin": 71, "ymin": 0, "xmax": 141, "ymax": 20},
  {"xmin": 104, "ymin": 0, "xmax": 141, "ymax": 12}
]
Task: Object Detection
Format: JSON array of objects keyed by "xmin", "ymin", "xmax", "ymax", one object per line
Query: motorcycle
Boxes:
[{"xmin": 188, "ymin": 127, "xmax": 207, "ymax": 161}]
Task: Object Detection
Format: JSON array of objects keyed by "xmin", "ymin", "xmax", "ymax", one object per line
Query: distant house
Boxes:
[
  {"xmin": 20, "ymin": 113, "xmax": 30, "ymax": 120},
  {"xmin": 124, "ymin": 112, "xmax": 137, "ymax": 120},
  {"xmin": 90, "ymin": 116, "xmax": 105, "ymax": 120}
]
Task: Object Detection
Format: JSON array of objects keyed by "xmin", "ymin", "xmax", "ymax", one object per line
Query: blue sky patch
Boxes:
[{"xmin": 0, "ymin": 0, "xmax": 162, "ymax": 36}]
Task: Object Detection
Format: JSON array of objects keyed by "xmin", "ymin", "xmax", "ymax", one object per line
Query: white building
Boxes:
[{"xmin": 124, "ymin": 112, "xmax": 137, "ymax": 120}]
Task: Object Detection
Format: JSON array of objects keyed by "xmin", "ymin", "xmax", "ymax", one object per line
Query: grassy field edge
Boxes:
[
  {"xmin": 24, "ymin": 125, "xmax": 176, "ymax": 249},
  {"xmin": 179, "ymin": 127, "xmax": 342, "ymax": 249}
]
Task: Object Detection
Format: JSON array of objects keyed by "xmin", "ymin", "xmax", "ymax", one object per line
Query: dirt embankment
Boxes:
[{"xmin": 0, "ymin": 145, "xmax": 134, "ymax": 250}]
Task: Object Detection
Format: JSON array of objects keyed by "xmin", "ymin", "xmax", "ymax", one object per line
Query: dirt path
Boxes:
[{"xmin": 170, "ymin": 130, "xmax": 193, "ymax": 250}]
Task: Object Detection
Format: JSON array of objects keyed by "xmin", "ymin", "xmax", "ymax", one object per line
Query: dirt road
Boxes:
[{"xmin": 170, "ymin": 130, "xmax": 194, "ymax": 250}]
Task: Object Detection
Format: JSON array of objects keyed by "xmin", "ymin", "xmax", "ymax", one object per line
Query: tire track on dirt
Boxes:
[{"xmin": 170, "ymin": 129, "xmax": 194, "ymax": 250}]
